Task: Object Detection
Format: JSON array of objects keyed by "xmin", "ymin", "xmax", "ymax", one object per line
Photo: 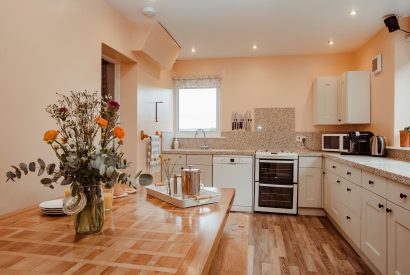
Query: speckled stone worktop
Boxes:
[
  {"xmin": 161, "ymin": 149, "xmax": 256, "ymax": 156},
  {"xmin": 322, "ymin": 153, "xmax": 410, "ymax": 186}
]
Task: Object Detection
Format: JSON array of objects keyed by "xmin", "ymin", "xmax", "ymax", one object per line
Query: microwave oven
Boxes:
[{"xmin": 322, "ymin": 133, "xmax": 349, "ymax": 152}]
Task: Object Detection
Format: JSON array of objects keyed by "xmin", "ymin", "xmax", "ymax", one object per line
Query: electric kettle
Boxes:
[{"xmin": 370, "ymin": 136, "xmax": 386, "ymax": 157}]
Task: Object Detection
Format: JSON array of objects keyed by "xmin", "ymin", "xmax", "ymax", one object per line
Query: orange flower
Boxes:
[
  {"xmin": 113, "ymin": 126, "xmax": 125, "ymax": 141},
  {"xmin": 95, "ymin": 117, "xmax": 108, "ymax": 128},
  {"xmin": 43, "ymin": 130, "xmax": 59, "ymax": 142},
  {"xmin": 61, "ymin": 137, "xmax": 67, "ymax": 144}
]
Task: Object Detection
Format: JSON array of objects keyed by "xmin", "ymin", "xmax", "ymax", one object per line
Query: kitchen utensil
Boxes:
[
  {"xmin": 175, "ymin": 165, "xmax": 202, "ymax": 199},
  {"xmin": 370, "ymin": 135, "xmax": 386, "ymax": 156},
  {"xmin": 139, "ymin": 173, "xmax": 154, "ymax": 186}
]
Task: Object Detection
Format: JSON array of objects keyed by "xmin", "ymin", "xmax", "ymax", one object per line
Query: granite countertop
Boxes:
[
  {"xmin": 322, "ymin": 153, "xmax": 410, "ymax": 186},
  {"xmin": 162, "ymin": 149, "xmax": 256, "ymax": 155}
]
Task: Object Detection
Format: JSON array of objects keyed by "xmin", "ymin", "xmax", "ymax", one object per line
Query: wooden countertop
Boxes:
[{"xmin": 0, "ymin": 187, "xmax": 235, "ymax": 274}]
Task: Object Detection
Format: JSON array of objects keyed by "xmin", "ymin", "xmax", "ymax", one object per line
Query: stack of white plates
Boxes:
[{"xmin": 39, "ymin": 199, "xmax": 65, "ymax": 215}]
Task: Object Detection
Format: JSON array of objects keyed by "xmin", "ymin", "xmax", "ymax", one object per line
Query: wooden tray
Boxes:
[{"xmin": 145, "ymin": 185, "xmax": 221, "ymax": 208}]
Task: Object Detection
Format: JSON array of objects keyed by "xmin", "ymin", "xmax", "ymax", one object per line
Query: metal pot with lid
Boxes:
[{"xmin": 174, "ymin": 165, "xmax": 202, "ymax": 198}]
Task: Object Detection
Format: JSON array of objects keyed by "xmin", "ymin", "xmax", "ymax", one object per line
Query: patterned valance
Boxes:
[{"xmin": 173, "ymin": 76, "xmax": 221, "ymax": 89}]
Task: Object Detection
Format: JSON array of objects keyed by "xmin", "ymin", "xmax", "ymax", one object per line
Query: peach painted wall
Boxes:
[
  {"xmin": 136, "ymin": 69, "xmax": 174, "ymax": 183},
  {"xmin": 393, "ymin": 17, "xmax": 410, "ymax": 145},
  {"xmin": 0, "ymin": 0, "xmax": 144, "ymax": 215},
  {"xmin": 173, "ymin": 54, "xmax": 358, "ymax": 132}
]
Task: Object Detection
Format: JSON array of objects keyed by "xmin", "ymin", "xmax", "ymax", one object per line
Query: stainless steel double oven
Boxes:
[{"xmin": 254, "ymin": 152, "xmax": 298, "ymax": 214}]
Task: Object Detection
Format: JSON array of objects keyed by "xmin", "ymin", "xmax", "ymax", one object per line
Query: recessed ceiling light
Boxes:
[
  {"xmin": 142, "ymin": 6, "xmax": 156, "ymax": 17},
  {"xmin": 191, "ymin": 48, "xmax": 196, "ymax": 53},
  {"xmin": 350, "ymin": 10, "xmax": 357, "ymax": 16},
  {"xmin": 328, "ymin": 40, "xmax": 334, "ymax": 46},
  {"xmin": 252, "ymin": 45, "xmax": 258, "ymax": 50}
]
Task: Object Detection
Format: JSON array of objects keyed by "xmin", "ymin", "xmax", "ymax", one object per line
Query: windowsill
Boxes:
[{"xmin": 386, "ymin": 146, "xmax": 410, "ymax": 151}]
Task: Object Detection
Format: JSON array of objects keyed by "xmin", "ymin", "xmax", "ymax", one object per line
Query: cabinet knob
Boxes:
[
  {"xmin": 378, "ymin": 203, "xmax": 384, "ymax": 209},
  {"xmin": 346, "ymin": 216, "xmax": 351, "ymax": 220},
  {"xmin": 323, "ymin": 171, "xmax": 326, "ymax": 175},
  {"xmin": 337, "ymin": 180, "xmax": 341, "ymax": 183},
  {"xmin": 347, "ymin": 171, "xmax": 351, "ymax": 175},
  {"xmin": 386, "ymin": 208, "xmax": 392, "ymax": 213},
  {"xmin": 332, "ymin": 165, "xmax": 336, "ymax": 169},
  {"xmin": 400, "ymin": 193, "xmax": 407, "ymax": 199},
  {"xmin": 346, "ymin": 188, "xmax": 351, "ymax": 192},
  {"xmin": 338, "ymin": 119, "xmax": 341, "ymax": 122},
  {"xmin": 368, "ymin": 180, "xmax": 374, "ymax": 185}
]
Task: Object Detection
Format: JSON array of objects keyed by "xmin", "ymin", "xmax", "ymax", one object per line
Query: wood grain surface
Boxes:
[{"xmin": 0, "ymin": 187, "xmax": 234, "ymax": 275}]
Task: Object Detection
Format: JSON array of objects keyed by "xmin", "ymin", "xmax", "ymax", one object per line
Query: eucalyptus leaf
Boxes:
[
  {"xmin": 40, "ymin": 178, "xmax": 52, "ymax": 185},
  {"xmin": 37, "ymin": 158, "xmax": 46, "ymax": 169},
  {"xmin": 46, "ymin": 163, "xmax": 56, "ymax": 175},
  {"xmin": 37, "ymin": 166, "xmax": 45, "ymax": 176},
  {"xmin": 61, "ymin": 177, "xmax": 73, "ymax": 186},
  {"xmin": 19, "ymin": 163, "xmax": 28, "ymax": 175},
  {"xmin": 99, "ymin": 164, "xmax": 106, "ymax": 176},
  {"xmin": 29, "ymin": 162, "xmax": 36, "ymax": 172},
  {"xmin": 6, "ymin": 171, "xmax": 16, "ymax": 182},
  {"xmin": 105, "ymin": 166, "xmax": 114, "ymax": 178},
  {"xmin": 12, "ymin": 166, "xmax": 21, "ymax": 179}
]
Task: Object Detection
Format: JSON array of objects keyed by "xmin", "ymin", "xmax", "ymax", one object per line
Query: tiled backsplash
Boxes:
[{"xmin": 163, "ymin": 108, "xmax": 322, "ymax": 152}]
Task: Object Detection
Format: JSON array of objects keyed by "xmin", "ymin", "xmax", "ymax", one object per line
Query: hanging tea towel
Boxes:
[{"xmin": 148, "ymin": 135, "xmax": 161, "ymax": 172}]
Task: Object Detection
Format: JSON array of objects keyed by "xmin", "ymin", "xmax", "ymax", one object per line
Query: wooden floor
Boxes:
[{"xmin": 212, "ymin": 213, "xmax": 374, "ymax": 275}]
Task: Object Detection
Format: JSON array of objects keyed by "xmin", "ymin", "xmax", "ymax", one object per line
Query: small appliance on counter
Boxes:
[
  {"xmin": 342, "ymin": 131, "xmax": 374, "ymax": 155},
  {"xmin": 322, "ymin": 133, "xmax": 349, "ymax": 152},
  {"xmin": 370, "ymin": 135, "xmax": 386, "ymax": 157}
]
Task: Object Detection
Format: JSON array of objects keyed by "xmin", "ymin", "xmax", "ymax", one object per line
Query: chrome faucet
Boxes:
[{"xmin": 194, "ymin": 129, "xmax": 209, "ymax": 150}]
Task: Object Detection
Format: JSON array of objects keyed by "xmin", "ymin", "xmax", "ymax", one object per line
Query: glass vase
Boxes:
[{"xmin": 74, "ymin": 185, "xmax": 105, "ymax": 234}]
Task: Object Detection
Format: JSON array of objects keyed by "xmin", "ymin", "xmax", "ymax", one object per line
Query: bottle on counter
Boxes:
[{"xmin": 173, "ymin": 137, "xmax": 179, "ymax": 149}]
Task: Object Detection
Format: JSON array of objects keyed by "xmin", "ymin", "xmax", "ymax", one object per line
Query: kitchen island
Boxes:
[{"xmin": 0, "ymin": 187, "xmax": 235, "ymax": 274}]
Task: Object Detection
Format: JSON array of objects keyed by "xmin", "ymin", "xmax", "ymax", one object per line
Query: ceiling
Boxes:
[{"xmin": 107, "ymin": 0, "xmax": 410, "ymax": 60}]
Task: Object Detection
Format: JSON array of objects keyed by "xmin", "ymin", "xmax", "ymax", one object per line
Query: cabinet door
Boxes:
[
  {"xmin": 194, "ymin": 164, "xmax": 212, "ymax": 187},
  {"xmin": 299, "ymin": 168, "xmax": 322, "ymax": 208},
  {"xmin": 338, "ymin": 71, "xmax": 370, "ymax": 124},
  {"xmin": 387, "ymin": 202, "xmax": 410, "ymax": 275},
  {"xmin": 313, "ymin": 77, "xmax": 338, "ymax": 125},
  {"xmin": 361, "ymin": 189, "xmax": 387, "ymax": 274}
]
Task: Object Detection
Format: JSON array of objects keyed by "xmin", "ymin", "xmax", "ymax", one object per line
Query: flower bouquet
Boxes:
[{"xmin": 6, "ymin": 91, "xmax": 152, "ymax": 234}]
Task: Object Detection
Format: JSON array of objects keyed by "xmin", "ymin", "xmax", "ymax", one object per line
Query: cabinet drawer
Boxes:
[
  {"xmin": 325, "ymin": 159, "xmax": 340, "ymax": 174},
  {"xmin": 342, "ymin": 179, "xmax": 361, "ymax": 216},
  {"xmin": 362, "ymin": 172, "xmax": 387, "ymax": 197},
  {"xmin": 340, "ymin": 165, "xmax": 361, "ymax": 186},
  {"xmin": 161, "ymin": 154, "xmax": 186, "ymax": 165},
  {"xmin": 341, "ymin": 205, "xmax": 361, "ymax": 249},
  {"xmin": 299, "ymin": 157, "xmax": 322, "ymax": 168},
  {"xmin": 187, "ymin": 154, "xmax": 212, "ymax": 165},
  {"xmin": 387, "ymin": 180, "xmax": 410, "ymax": 211}
]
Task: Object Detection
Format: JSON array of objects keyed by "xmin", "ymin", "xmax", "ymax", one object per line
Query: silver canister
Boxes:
[{"xmin": 181, "ymin": 166, "xmax": 201, "ymax": 198}]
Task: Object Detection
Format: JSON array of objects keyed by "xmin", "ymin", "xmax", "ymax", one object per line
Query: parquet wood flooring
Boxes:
[
  {"xmin": 211, "ymin": 213, "xmax": 374, "ymax": 275},
  {"xmin": 248, "ymin": 213, "xmax": 374, "ymax": 275}
]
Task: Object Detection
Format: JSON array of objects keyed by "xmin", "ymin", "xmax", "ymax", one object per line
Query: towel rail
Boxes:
[{"xmin": 140, "ymin": 130, "xmax": 162, "ymax": 140}]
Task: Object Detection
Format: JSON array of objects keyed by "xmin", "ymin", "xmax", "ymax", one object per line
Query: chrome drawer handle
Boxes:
[
  {"xmin": 346, "ymin": 188, "xmax": 351, "ymax": 192},
  {"xmin": 378, "ymin": 203, "xmax": 384, "ymax": 209},
  {"xmin": 386, "ymin": 208, "xmax": 392, "ymax": 213},
  {"xmin": 400, "ymin": 193, "xmax": 407, "ymax": 199},
  {"xmin": 368, "ymin": 180, "xmax": 374, "ymax": 185}
]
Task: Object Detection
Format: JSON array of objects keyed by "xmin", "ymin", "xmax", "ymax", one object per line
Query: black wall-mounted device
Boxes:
[{"xmin": 384, "ymin": 15, "xmax": 400, "ymax": 32}]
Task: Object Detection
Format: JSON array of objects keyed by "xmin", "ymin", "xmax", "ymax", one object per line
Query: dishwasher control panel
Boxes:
[{"xmin": 213, "ymin": 156, "xmax": 254, "ymax": 164}]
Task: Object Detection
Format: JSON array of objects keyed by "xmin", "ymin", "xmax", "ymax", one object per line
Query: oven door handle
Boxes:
[
  {"xmin": 259, "ymin": 160, "xmax": 294, "ymax": 164},
  {"xmin": 258, "ymin": 183, "xmax": 294, "ymax": 188}
]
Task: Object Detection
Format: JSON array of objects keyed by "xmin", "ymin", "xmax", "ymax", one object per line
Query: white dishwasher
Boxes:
[{"xmin": 213, "ymin": 155, "xmax": 254, "ymax": 212}]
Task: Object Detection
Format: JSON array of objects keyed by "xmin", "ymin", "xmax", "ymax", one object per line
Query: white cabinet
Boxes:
[
  {"xmin": 313, "ymin": 71, "xmax": 370, "ymax": 125},
  {"xmin": 323, "ymin": 172, "xmax": 331, "ymax": 213},
  {"xmin": 328, "ymin": 172, "xmax": 343, "ymax": 224},
  {"xmin": 387, "ymin": 202, "xmax": 410, "ymax": 275},
  {"xmin": 313, "ymin": 77, "xmax": 338, "ymax": 125},
  {"xmin": 298, "ymin": 157, "xmax": 322, "ymax": 208},
  {"xmin": 361, "ymin": 188, "xmax": 387, "ymax": 274},
  {"xmin": 338, "ymin": 71, "xmax": 370, "ymax": 124},
  {"xmin": 187, "ymin": 155, "xmax": 213, "ymax": 187}
]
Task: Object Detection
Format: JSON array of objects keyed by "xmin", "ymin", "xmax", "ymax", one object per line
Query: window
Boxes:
[{"xmin": 174, "ymin": 77, "xmax": 220, "ymax": 136}]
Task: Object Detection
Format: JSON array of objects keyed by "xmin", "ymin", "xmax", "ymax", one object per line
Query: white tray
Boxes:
[{"xmin": 145, "ymin": 185, "xmax": 221, "ymax": 208}]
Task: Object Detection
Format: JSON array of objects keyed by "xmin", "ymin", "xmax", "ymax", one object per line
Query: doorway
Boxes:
[{"xmin": 101, "ymin": 58, "xmax": 120, "ymax": 101}]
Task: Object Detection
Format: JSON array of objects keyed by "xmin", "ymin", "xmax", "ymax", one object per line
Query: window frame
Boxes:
[{"xmin": 174, "ymin": 86, "xmax": 221, "ymax": 138}]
